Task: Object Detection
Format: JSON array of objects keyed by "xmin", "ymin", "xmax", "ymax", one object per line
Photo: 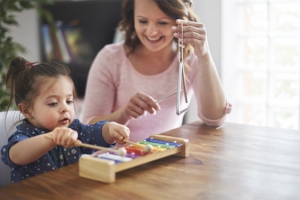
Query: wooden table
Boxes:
[{"xmin": 1, "ymin": 122, "xmax": 299, "ymax": 199}]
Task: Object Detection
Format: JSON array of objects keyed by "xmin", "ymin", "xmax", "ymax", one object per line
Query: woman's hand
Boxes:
[
  {"xmin": 49, "ymin": 127, "xmax": 81, "ymax": 148},
  {"xmin": 172, "ymin": 19, "xmax": 209, "ymax": 57},
  {"xmin": 124, "ymin": 92, "xmax": 161, "ymax": 119},
  {"xmin": 107, "ymin": 122, "xmax": 130, "ymax": 144}
]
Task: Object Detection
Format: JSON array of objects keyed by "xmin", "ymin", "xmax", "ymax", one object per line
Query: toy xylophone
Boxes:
[{"xmin": 79, "ymin": 134, "xmax": 190, "ymax": 183}]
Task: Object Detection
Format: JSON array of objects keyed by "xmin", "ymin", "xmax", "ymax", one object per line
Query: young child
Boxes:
[{"xmin": 1, "ymin": 56, "xmax": 130, "ymax": 183}]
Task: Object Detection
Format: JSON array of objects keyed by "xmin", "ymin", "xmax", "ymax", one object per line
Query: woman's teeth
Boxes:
[{"xmin": 147, "ymin": 37, "xmax": 160, "ymax": 41}]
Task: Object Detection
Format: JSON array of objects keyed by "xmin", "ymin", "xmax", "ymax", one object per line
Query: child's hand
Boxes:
[
  {"xmin": 49, "ymin": 127, "xmax": 81, "ymax": 148},
  {"xmin": 107, "ymin": 122, "xmax": 130, "ymax": 144}
]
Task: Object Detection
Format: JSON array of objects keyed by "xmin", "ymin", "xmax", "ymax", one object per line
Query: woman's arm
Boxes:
[
  {"xmin": 89, "ymin": 108, "xmax": 129, "ymax": 125},
  {"xmin": 195, "ymin": 52, "xmax": 227, "ymax": 119},
  {"xmin": 82, "ymin": 45, "xmax": 160, "ymax": 125},
  {"xmin": 82, "ymin": 47, "xmax": 127, "ymax": 125},
  {"xmin": 173, "ymin": 19, "xmax": 227, "ymax": 120}
]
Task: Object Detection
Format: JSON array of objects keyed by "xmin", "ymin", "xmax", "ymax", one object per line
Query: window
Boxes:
[{"xmin": 222, "ymin": 0, "xmax": 300, "ymax": 130}]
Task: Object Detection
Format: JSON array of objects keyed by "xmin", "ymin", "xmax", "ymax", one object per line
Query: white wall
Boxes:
[
  {"xmin": 184, "ymin": 0, "xmax": 222, "ymax": 123},
  {"xmin": 194, "ymin": 0, "xmax": 222, "ymax": 75},
  {"xmin": 10, "ymin": 10, "xmax": 40, "ymax": 62},
  {"xmin": 10, "ymin": 1, "xmax": 222, "ymax": 124},
  {"xmin": 221, "ymin": 0, "xmax": 236, "ymax": 122}
]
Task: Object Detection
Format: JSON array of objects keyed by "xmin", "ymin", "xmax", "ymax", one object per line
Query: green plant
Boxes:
[{"xmin": 0, "ymin": 0, "xmax": 53, "ymax": 111}]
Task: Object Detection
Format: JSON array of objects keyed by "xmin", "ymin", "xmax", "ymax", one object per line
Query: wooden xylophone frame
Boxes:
[{"xmin": 79, "ymin": 134, "xmax": 190, "ymax": 183}]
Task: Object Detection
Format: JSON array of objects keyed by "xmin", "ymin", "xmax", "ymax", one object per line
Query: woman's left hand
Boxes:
[{"xmin": 172, "ymin": 19, "xmax": 209, "ymax": 57}]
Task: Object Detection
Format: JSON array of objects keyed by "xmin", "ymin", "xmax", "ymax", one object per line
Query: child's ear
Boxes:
[{"xmin": 18, "ymin": 103, "xmax": 32, "ymax": 119}]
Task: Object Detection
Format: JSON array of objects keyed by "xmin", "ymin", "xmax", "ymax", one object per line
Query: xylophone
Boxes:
[{"xmin": 79, "ymin": 134, "xmax": 189, "ymax": 183}]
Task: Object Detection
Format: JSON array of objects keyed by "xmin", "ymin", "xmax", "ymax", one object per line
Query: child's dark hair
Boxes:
[{"xmin": 5, "ymin": 56, "xmax": 76, "ymax": 111}]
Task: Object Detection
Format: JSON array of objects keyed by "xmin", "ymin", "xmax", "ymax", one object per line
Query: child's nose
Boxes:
[
  {"xmin": 60, "ymin": 104, "xmax": 69, "ymax": 113},
  {"xmin": 61, "ymin": 108, "xmax": 68, "ymax": 113}
]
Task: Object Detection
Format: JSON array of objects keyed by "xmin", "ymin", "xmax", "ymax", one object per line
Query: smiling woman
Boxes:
[
  {"xmin": 82, "ymin": 0, "xmax": 232, "ymax": 142},
  {"xmin": 132, "ymin": 0, "xmax": 176, "ymax": 72}
]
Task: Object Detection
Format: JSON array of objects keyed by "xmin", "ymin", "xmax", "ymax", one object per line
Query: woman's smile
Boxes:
[{"xmin": 146, "ymin": 36, "xmax": 162, "ymax": 41}]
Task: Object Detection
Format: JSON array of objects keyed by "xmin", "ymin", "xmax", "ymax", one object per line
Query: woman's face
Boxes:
[{"xmin": 134, "ymin": 0, "xmax": 176, "ymax": 53}]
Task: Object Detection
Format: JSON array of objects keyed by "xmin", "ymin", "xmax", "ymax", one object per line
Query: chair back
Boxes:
[{"xmin": 0, "ymin": 111, "xmax": 24, "ymax": 187}]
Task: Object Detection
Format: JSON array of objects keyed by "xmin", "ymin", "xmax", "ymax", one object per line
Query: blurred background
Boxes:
[{"xmin": 3, "ymin": 0, "xmax": 300, "ymax": 130}]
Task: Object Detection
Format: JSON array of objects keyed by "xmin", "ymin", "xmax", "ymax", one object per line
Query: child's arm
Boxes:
[
  {"xmin": 102, "ymin": 122, "xmax": 130, "ymax": 145},
  {"xmin": 9, "ymin": 127, "xmax": 79, "ymax": 165}
]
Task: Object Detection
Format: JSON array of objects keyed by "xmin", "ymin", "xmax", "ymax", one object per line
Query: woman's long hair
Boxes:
[{"xmin": 119, "ymin": 0, "xmax": 199, "ymax": 65}]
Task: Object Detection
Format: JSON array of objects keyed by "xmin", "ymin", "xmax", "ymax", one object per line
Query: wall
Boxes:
[
  {"xmin": 194, "ymin": 0, "xmax": 221, "ymax": 75},
  {"xmin": 9, "ymin": 10, "xmax": 40, "ymax": 62},
  {"xmin": 184, "ymin": 0, "xmax": 222, "ymax": 123},
  {"xmin": 10, "ymin": 0, "xmax": 222, "ymax": 124}
]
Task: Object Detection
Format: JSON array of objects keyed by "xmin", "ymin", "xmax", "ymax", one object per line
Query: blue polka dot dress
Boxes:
[{"xmin": 1, "ymin": 119, "xmax": 114, "ymax": 183}]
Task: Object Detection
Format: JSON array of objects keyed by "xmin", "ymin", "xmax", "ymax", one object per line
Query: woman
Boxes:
[{"xmin": 82, "ymin": 0, "xmax": 231, "ymax": 141}]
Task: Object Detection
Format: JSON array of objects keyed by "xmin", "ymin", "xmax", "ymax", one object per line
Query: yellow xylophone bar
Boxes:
[{"xmin": 79, "ymin": 134, "xmax": 190, "ymax": 183}]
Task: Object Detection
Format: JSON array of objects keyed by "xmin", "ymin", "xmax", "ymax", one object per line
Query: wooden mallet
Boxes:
[
  {"xmin": 44, "ymin": 134, "xmax": 127, "ymax": 156},
  {"xmin": 123, "ymin": 139, "xmax": 153, "ymax": 153}
]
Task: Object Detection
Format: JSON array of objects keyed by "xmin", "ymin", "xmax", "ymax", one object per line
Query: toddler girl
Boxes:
[{"xmin": 1, "ymin": 57, "xmax": 130, "ymax": 183}]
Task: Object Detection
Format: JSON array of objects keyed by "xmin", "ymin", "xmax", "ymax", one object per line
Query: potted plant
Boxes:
[{"xmin": 0, "ymin": 0, "xmax": 53, "ymax": 111}]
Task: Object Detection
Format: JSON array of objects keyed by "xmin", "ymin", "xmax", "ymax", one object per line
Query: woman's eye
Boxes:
[
  {"xmin": 67, "ymin": 100, "xmax": 74, "ymax": 104},
  {"xmin": 139, "ymin": 20, "xmax": 147, "ymax": 24},
  {"xmin": 158, "ymin": 22, "xmax": 168, "ymax": 25}
]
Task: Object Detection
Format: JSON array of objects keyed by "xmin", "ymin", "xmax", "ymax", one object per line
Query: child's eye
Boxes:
[
  {"xmin": 48, "ymin": 102, "xmax": 57, "ymax": 107},
  {"xmin": 67, "ymin": 100, "xmax": 74, "ymax": 105}
]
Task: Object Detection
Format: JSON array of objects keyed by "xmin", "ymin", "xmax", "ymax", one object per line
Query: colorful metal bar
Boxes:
[
  {"xmin": 145, "ymin": 138, "xmax": 182, "ymax": 147},
  {"xmin": 97, "ymin": 153, "xmax": 132, "ymax": 162},
  {"xmin": 138, "ymin": 140, "xmax": 175, "ymax": 149}
]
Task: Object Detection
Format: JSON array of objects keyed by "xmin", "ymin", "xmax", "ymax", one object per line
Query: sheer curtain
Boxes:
[{"xmin": 222, "ymin": 0, "xmax": 300, "ymax": 130}]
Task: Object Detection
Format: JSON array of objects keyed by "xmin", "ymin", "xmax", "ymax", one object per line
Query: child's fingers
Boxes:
[
  {"xmin": 114, "ymin": 124, "xmax": 130, "ymax": 143},
  {"xmin": 64, "ymin": 130, "xmax": 78, "ymax": 146},
  {"xmin": 120, "ymin": 126, "xmax": 130, "ymax": 140},
  {"xmin": 125, "ymin": 127, "xmax": 130, "ymax": 140},
  {"xmin": 74, "ymin": 140, "xmax": 82, "ymax": 146},
  {"xmin": 118, "ymin": 127, "xmax": 130, "ymax": 144},
  {"xmin": 52, "ymin": 128, "xmax": 64, "ymax": 144},
  {"xmin": 107, "ymin": 122, "xmax": 130, "ymax": 144},
  {"xmin": 51, "ymin": 127, "xmax": 78, "ymax": 147}
]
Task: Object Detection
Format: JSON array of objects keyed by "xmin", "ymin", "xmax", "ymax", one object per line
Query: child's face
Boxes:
[{"xmin": 28, "ymin": 76, "xmax": 75, "ymax": 131}]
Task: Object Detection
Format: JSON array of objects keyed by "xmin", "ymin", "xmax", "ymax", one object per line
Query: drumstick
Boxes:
[
  {"xmin": 123, "ymin": 139, "xmax": 153, "ymax": 153},
  {"xmin": 156, "ymin": 91, "xmax": 178, "ymax": 103},
  {"xmin": 44, "ymin": 134, "xmax": 127, "ymax": 156}
]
